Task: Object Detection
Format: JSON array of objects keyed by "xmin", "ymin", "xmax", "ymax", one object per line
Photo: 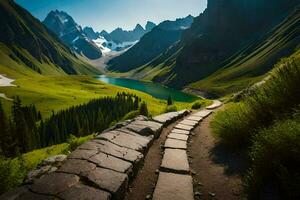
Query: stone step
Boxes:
[
  {"xmin": 186, "ymin": 115, "xmax": 203, "ymax": 122},
  {"xmin": 164, "ymin": 138, "xmax": 187, "ymax": 150},
  {"xmin": 193, "ymin": 109, "xmax": 212, "ymax": 118},
  {"xmin": 167, "ymin": 133, "xmax": 189, "ymax": 141},
  {"xmin": 175, "ymin": 124, "xmax": 194, "ymax": 131},
  {"xmin": 152, "ymin": 172, "xmax": 194, "ymax": 200},
  {"xmin": 206, "ymin": 100, "xmax": 222, "ymax": 110},
  {"xmin": 171, "ymin": 128, "xmax": 190, "ymax": 135},
  {"xmin": 180, "ymin": 119, "xmax": 199, "ymax": 127},
  {"xmin": 160, "ymin": 149, "xmax": 190, "ymax": 174}
]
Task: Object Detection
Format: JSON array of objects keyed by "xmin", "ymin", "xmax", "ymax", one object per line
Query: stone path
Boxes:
[
  {"xmin": 1, "ymin": 111, "xmax": 189, "ymax": 200},
  {"xmin": 152, "ymin": 101, "xmax": 222, "ymax": 200}
]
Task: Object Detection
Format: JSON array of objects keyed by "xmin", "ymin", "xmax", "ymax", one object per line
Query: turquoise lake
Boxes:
[{"xmin": 96, "ymin": 75, "xmax": 198, "ymax": 102}]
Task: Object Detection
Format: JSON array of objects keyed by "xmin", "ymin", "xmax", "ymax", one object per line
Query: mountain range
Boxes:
[
  {"xmin": 43, "ymin": 10, "xmax": 156, "ymax": 59},
  {"xmin": 0, "ymin": 0, "xmax": 99, "ymax": 78},
  {"xmin": 107, "ymin": 15, "xmax": 194, "ymax": 72},
  {"xmin": 109, "ymin": 0, "xmax": 300, "ymax": 97}
]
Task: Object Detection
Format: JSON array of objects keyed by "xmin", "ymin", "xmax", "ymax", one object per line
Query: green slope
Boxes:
[
  {"xmin": 0, "ymin": 0, "xmax": 100, "ymax": 78},
  {"xmin": 189, "ymin": 8, "xmax": 300, "ymax": 96}
]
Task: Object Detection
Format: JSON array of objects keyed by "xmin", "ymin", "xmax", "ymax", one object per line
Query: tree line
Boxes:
[{"xmin": 0, "ymin": 93, "xmax": 141, "ymax": 157}]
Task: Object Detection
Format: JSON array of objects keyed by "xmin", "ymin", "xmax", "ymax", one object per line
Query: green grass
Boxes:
[
  {"xmin": 0, "ymin": 134, "xmax": 93, "ymax": 194},
  {"xmin": 0, "ymin": 75, "xmax": 207, "ymax": 118}
]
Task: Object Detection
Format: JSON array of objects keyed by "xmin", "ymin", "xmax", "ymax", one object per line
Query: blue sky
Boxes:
[{"xmin": 15, "ymin": 0, "xmax": 207, "ymax": 32}]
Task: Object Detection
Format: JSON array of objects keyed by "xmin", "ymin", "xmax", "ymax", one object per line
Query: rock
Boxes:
[
  {"xmin": 42, "ymin": 154, "xmax": 67, "ymax": 167},
  {"xmin": 84, "ymin": 167, "xmax": 128, "ymax": 200},
  {"xmin": 57, "ymin": 159, "xmax": 96, "ymax": 175},
  {"xmin": 152, "ymin": 172, "xmax": 194, "ymax": 200},
  {"xmin": 180, "ymin": 119, "xmax": 199, "ymax": 127},
  {"xmin": 146, "ymin": 194, "xmax": 152, "ymax": 200},
  {"xmin": 206, "ymin": 100, "xmax": 222, "ymax": 110},
  {"xmin": 168, "ymin": 133, "xmax": 189, "ymax": 141},
  {"xmin": 193, "ymin": 110, "xmax": 212, "ymax": 118},
  {"xmin": 194, "ymin": 191, "xmax": 202, "ymax": 196},
  {"xmin": 164, "ymin": 138, "xmax": 187, "ymax": 150},
  {"xmin": 59, "ymin": 183, "xmax": 111, "ymax": 200},
  {"xmin": 209, "ymin": 192, "xmax": 216, "ymax": 197},
  {"xmin": 68, "ymin": 149, "xmax": 98, "ymax": 160},
  {"xmin": 96, "ymin": 131, "xmax": 150, "ymax": 152},
  {"xmin": 0, "ymin": 186, "xmax": 29, "ymax": 200},
  {"xmin": 80, "ymin": 140, "xmax": 143, "ymax": 164},
  {"xmin": 171, "ymin": 129, "xmax": 190, "ymax": 135},
  {"xmin": 30, "ymin": 173, "xmax": 79, "ymax": 195},
  {"xmin": 89, "ymin": 152, "xmax": 133, "ymax": 174},
  {"xmin": 198, "ymin": 182, "xmax": 204, "ymax": 186},
  {"xmin": 25, "ymin": 165, "xmax": 52, "ymax": 183},
  {"xmin": 186, "ymin": 116, "xmax": 203, "ymax": 122},
  {"xmin": 175, "ymin": 124, "xmax": 194, "ymax": 131},
  {"xmin": 160, "ymin": 149, "xmax": 190, "ymax": 174}
]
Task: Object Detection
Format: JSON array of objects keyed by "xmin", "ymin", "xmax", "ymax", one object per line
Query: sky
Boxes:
[{"xmin": 15, "ymin": 0, "xmax": 207, "ymax": 32}]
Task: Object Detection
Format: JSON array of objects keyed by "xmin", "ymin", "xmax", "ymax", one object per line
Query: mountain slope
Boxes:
[
  {"xmin": 43, "ymin": 10, "xmax": 102, "ymax": 60},
  {"xmin": 189, "ymin": 8, "xmax": 300, "ymax": 96},
  {"xmin": 131, "ymin": 0, "xmax": 300, "ymax": 94},
  {"xmin": 0, "ymin": 0, "xmax": 100, "ymax": 78},
  {"xmin": 107, "ymin": 15, "xmax": 193, "ymax": 72}
]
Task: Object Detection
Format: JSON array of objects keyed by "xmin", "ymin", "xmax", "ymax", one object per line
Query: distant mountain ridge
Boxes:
[
  {"xmin": 88, "ymin": 21, "xmax": 157, "ymax": 44},
  {"xmin": 0, "ymin": 0, "xmax": 99, "ymax": 77},
  {"xmin": 43, "ymin": 10, "xmax": 102, "ymax": 59},
  {"xmin": 107, "ymin": 15, "xmax": 194, "ymax": 72}
]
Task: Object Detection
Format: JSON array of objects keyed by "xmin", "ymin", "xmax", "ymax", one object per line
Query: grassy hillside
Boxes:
[
  {"xmin": 188, "ymin": 8, "xmax": 300, "ymax": 96},
  {"xmin": 0, "ymin": 0, "xmax": 100, "ymax": 78},
  {"xmin": 211, "ymin": 48, "xmax": 300, "ymax": 199}
]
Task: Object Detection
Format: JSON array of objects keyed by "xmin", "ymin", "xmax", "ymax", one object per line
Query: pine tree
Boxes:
[
  {"xmin": 139, "ymin": 102, "xmax": 149, "ymax": 116},
  {"xmin": 167, "ymin": 95, "xmax": 173, "ymax": 105}
]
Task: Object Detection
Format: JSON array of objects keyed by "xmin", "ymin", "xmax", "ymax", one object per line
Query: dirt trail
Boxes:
[
  {"xmin": 188, "ymin": 114, "xmax": 247, "ymax": 200},
  {"xmin": 124, "ymin": 120, "xmax": 180, "ymax": 200}
]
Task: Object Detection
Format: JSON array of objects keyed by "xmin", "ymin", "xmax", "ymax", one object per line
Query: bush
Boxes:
[
  {"xmin": 68, "ymin": 134, "xmax": 94, "ymax": 151},
  {"xmin": 122, "ymin": 110, "xmax": 140, "ymax": 120},
  {"xmin": 212, "ymin": 58, "xmax": 300, "ymax": 148},
  {"xmin": 191, "ymin": 101, "xmax": 205, "ymax": 109},
  {"xmin": 139, "ymin": 102, "xmax": 149, "ymax": 116},
  {"xmin": 164, "ymin": 105, "xmax": 178, "ymax": 113},
  {"xmin": 246, "ymin": 116, "xmax": 300, "ymax": 199}
]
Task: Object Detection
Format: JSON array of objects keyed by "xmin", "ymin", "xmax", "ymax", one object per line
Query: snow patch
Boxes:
[{"xmin": 0, "ymin": 75, "xmax": 15, "ymax": 87}]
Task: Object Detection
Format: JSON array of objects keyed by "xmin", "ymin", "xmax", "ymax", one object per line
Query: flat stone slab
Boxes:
[
  {"xmin": 153, "ymin": 172, "xmax": 194, "ymax": 200},
  {"xmin": 130, "ymin": 120, "xmax": 162, "ymax": 132},
  {"xmin": 85, "ymin": 167, "xmax": 128, "ymax": 200},
  {"xmin": 31, "ymin": 173, "xmax": 79, "ymax": 195},
  {"xmin": 117, "ymin": 129, "xmax": 154, "ymax": 147},
  {"xmin": 79, "ymin": 140, "xmax": 143, "ymax": 164},
  {"xmin": 59, "ymin": 184, "xmax": 111, "ymax": 200},
  {"xmin": 175, "ymin": 124, "xmax": 194, "ymax": 131},
  {"xmin": 68, "ymin": 149, "xmax": 98, "ymax": 160},
  {"xmin": 161, "ymin": 149, "xmax": 189, "ymax": 174},
  {"xmin": 89, "ymin": 152, "xmax": 132, "ymax": 174},
  {"xmin": 180, "ymin": 119, "xmax": 199, "ymax": 127},
  {"xmin": 206, "ymin": 100, "xmax": 222, "ymax": 110},
  {"xmin": 171, "ymin": 129, "xmax": 190, "ymax": 135},
  {"xmin": 96, "ymin": 131, "xmax": 150, "ymax": 152},
  {"xmin": 58, "ymin": 159, "xmax": 96, "ymax": 175},
  {"xmin": 186, "ymin": 116, "xmax": 203, "ymax": 122},
  {"xmin": 164, "ymin": 138, "xmax": 187, "ymax": 150},
  {"xmin": 167, "ymin": 133, "xmax": 189, "ymax": 141},
  {"xmin": 193, "ymin": 109, "xmax": 212, "ymax": 118}
]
